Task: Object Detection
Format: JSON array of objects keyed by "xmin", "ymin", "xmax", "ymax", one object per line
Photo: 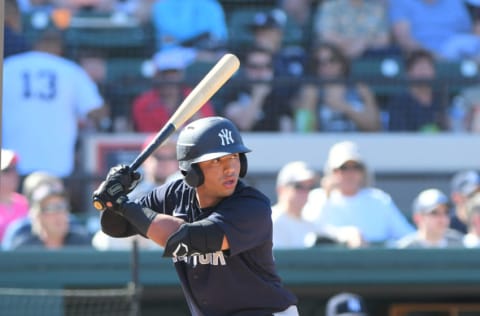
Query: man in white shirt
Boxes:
[
  {"xmin": 2, "ymin": 28, "xmax": 108, "ymax": 178},
  {"xmin": 271, "ymin": 161, "xmax": 320, "ymax": 249},
  {"xmin": 303, "ymin": 140, "xmax": 415, "ymax": 247}
]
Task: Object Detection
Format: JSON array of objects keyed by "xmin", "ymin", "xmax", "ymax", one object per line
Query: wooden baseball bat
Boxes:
[{"xmin": 92, "ymin": 53, "xmax": 240, "ymax": 210}]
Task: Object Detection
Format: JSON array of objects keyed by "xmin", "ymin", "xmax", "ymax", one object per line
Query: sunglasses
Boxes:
[
  {"xmin": 427, "ymin": 209, "xmax": 449, "ymax": 217},
  {"xmin": 41, "ymin": 201, "xmax": 69, "ymax": 213},
  {"xmin": 292, "ymin": 182, "xmax": 316, "ymax": 191},
  {"xmin": 336, "ymin": 163, "xmax": 365, "ymax": 172}
]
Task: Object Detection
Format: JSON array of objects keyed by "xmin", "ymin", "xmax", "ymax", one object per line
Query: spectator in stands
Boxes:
[
  {"xmin": 248, "ymin": 9, "xmax": 306, "ymax": 103},
  {"xmin": 222, "ymin": 45, "xmax": 294, "ymax": 131},
  {"xmin": 2, "ymin": 27, "xmax": 109, "ymax": 180},
  {"xmin": 249, "ymin": 9, "xmax": 306, "ymax": 79},
  {"xmin": 326, "ymin": 292, "xmax": 370, "ymax": 316},
  {"xmin": 132, "ymin": 47, "xmax": 216, "ymax": 133},
  {"xmin": 2, "ymin": 171, "xmax": 68, "ymax": 250},
  {"xmin": 463, "ymin": 193, "xmax": 480, "ymax": 248},
  {"xmin": 0, "ymin": 149, "xmax": 29, "ymax": 243},
  {"xmin": 449, "ymin": 170, "xmax": 480, "ymax": 234},
  {"xmin": 150, "ymin": 0, "xmax": 228, "ymax": 58},
  {"xmin": 395, "ymin": 188, "xmax": 464, "ymax": 248},
  {"xmin": 386, "ymin": 49, "xmax": 449, "ymax": 132},
  {"xmin": 4, "ymin": 0, "xmax": 31, "ymax": 58},
  {"xmin": 450, "ymin": 83, "xmax": 480, "ymax": 133},
  {"xmin": 293, "ymin": 41, "xmax": 382, "ymax": 132},
  {"xmin": 389, "ymin": 0, "xmax": 480, "ymax": 61},
  {"xmin": 313, "ymin": 0, "xmax": 398, "ymax": 60},
  {"xmin": 277, "ymin": 0, "xmax": 315, "ymax": 51},
  {"xmin": 303, "ymin": 140, "xmax": 415, "ymax": 247},
  {"xmin": 271, "ymin": 161, "xmax": 320, "ymax": 249},
  {"xmin": 7, "ymin": 181, "xmax": 92, "ymax": 250}
]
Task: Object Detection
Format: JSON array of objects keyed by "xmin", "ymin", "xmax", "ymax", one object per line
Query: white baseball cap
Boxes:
[
  {"xmin": 276, "ymin": 161, "xmax": 316, "ymax": 187},
  {"xmin": 325, "ymin": 141, "xmax": 364, "ymax": 173},
  {"xmin": 1, "ymin": 149, "xmax": 18, "ymax": 171}
]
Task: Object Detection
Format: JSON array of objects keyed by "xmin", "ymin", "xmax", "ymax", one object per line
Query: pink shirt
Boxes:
[{"xmin": 0, "ymin": 193, "xmax": 29, "ymax": 241}]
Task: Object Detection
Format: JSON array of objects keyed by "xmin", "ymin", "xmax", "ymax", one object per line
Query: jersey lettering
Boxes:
[
  {"xmin": 22, "ymin": 70, "xmax": 57, "ymax": 100},
  {"xmin": 172, "ymin": 251, "xmax": 227, "ymax": 267}
]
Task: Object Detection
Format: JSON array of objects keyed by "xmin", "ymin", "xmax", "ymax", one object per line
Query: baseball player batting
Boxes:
[{"xmin": 93, "ymin": 116, "xmax": 299, "ymax": 315}]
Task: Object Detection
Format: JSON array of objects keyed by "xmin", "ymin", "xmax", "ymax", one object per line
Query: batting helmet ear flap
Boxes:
[
  {"xmin": 183, "ymin": 164, "xmax": 204, "ymax": 187},
  {"xmin": 239, "ymin": 153, "xmax": 248, "ymax": 178}
]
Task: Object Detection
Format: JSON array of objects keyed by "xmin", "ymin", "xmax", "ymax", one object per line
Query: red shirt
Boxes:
[{"xmin": 132, "ymin": 87, "xmax": 216, "ymax": 132}]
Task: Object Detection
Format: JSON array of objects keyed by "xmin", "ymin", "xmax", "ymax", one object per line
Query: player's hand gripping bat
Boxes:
[{"xmin": 92, "ymin": 53, "xmax": 240, "ymax": 211}]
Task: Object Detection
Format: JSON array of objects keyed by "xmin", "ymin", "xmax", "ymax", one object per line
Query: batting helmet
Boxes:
[{"xmin": 177, "ymin": 116, "xmax": 251, "ymax": 187}]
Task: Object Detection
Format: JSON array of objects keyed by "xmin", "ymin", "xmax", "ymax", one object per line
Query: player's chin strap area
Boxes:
[{"xmin": 163, "ymin": 220, "xmax": 224, "ymax": 258}]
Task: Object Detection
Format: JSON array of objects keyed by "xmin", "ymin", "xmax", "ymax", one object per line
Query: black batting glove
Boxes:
[
  {"xmin": 92, "ymin": 165, "xmax": 141, "ymax": 212},
  {"xmin": 92, "ymin": 178, "xmax": 128, "ymax": 213},
  {"xmin": 106, "ymin": 164, "xmax": 142, "ymax": 193}
]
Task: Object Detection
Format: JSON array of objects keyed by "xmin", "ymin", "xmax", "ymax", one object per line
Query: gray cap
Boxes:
[
  {"xmin": 412, "ymin": 188, "xmax": 449, "ymax": 214},
  {"xmin": 451, "ymin": 170, "xmax": 480, "ymax": 197}
]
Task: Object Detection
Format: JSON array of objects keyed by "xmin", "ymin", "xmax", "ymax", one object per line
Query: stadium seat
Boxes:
[
  {"xmin": 350, "ymin": 57, "xmax": 406, "ymax": 97},
  {"xmin": 64, "ymin": 12, "xmax": 155, "ymax": 58}
]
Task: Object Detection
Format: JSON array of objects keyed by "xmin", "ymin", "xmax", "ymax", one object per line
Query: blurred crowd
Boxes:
[
  {"xmin": 2, "ymin": 1, "xmax": 480, "ymax": 249},
  {"xmin": 2, "ymin": 140, "xmax": 479, "ymax": 251}
]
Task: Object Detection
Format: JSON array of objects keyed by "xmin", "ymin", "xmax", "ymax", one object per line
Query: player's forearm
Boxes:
[{"xmin": 147, "ymin": 214, "xmax": 186, "ymax": 247}]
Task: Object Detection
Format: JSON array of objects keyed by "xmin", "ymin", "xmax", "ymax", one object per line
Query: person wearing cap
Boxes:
[
  {"xmin": 131, "ymin": 47, "xmax": 216, "ymax": 133},
  {"xmin": 248, "ymin": 8, "xmax": 306, "ymax": 103},
  {"xmin": 463, "ymin": 193, "xmax": 480, "ymax": 248},
  {"xmin": 303, "ymin": 141, "xmax": 414, "ymax": 247},
  {"xmin": 271, "ymin": 161, "xmax": 319, "ymax": 249},
  {"xmin": 8, "ymin": 182, "xmax": 92, "ymax": 250},
  {"xmin": 222, "ymin": 45, "xmax": 294, "ymax": 131},
  {"xmin": 449, "ymin": 170, "xmax": 480, "ymax": 234},
  {"xmin": 0, "ymin": 149, "xmax": 29, "ymax": 242},
  {"xmin": 2, "ymin": 171, "xmax": 66, "ymax": 250},
  {"xmin": 395, "ymin": 188, "xmax": 464, "ymax": 249},
  {"xmin": 325, "ymin": 292, "xmax": 369, "ymax": 316}
]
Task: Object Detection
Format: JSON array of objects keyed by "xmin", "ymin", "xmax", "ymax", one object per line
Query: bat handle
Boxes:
[
  {"xmin": 130, "ymin": 123, "xmax": 176, "ymax": 171},
  {"xmin": 93, "ymin": 197, "xmax": 106, "ymax": 211}
]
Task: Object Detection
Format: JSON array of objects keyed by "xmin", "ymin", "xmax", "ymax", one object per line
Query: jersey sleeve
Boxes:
[{"xmin": 207, "ymin": 186, "xmax": 273, "ymax": 256}]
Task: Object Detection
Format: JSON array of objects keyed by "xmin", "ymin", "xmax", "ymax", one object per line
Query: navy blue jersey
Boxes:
[{"xmin": 138, "ymin": 179, "xmax": 297, "ymax": 316}]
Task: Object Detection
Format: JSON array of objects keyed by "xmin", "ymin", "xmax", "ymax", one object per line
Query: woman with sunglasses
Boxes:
[{"xmin": 294, "ymin": 41, "xmax": 382, "ymax": 132}]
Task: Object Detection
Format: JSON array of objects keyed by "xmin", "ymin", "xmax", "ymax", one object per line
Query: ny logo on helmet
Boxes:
[{"xmin": 218, "ymin": 128, "xmax": 234, "ymax": 146}]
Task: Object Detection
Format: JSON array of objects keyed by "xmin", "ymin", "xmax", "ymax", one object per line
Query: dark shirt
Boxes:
[
  {"xmin": 138, "ymin": 179, "xmax": 298, "ymax": 316},
  {"xmin": 221, "ymin": 75, "xmax": 293, "ymax": 131},
  {"xmin": 8, "ymin": 219, "xmax": 92, "ymax": 250},
  {"xmin": 450, "ymin": 213, "xmax": 468, "ymax": 234},
  {"xmin": 387, "ymin": 92, "xmax": 448, "ymax": 132},
  {"xmin": 4, "ymin": 26, "xmax": 31, "ymax": 58}
]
